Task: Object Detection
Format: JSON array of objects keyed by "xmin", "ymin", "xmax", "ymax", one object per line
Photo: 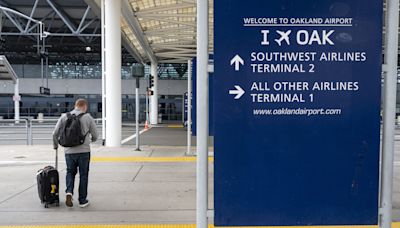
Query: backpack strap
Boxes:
[
  {"xmin": 77, "ymin": 113, "xmax": 90, "ymax": 138},
  {"xmin": 77, "ymin": 113, "xmax": 87, "ymax": 119},
  {"xmin": 66, "ymin": 112, "xmax": 86, "ymax": 119}
]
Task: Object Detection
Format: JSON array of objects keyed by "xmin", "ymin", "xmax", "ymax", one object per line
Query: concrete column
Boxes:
[
  {"xmin": 187, "ymin": 59, "xmax": 192, "ymax": 155},
  {"xmin": 104, "ymin": 0, "xmax": 122, "ymax": 147},
  {"xmin": 196, "ymin": 0, "xmax": 209, "ymax": 226},
  {"xmin": 380, "ymin": 0, "xmax": 399, "ymax": 227},
  {"xmin": 101, "ymin": 0, "xmax": 106, "ymax": 145},
  {"xmin": 150, "ymin": 61, "xmax": 158, "ymax": 125},
  {"xmin": 14, "ymin": 79, "xmax": 20, "ymax": 121}
]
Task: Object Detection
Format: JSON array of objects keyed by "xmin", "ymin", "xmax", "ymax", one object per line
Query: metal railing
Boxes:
[
  {"xmin": 30, "ymin": 118, "xmax": 58, "ymax": 145},
  {"xmin": 0, "ymin": 118, "xmax": 103, "ymax": 145},
  {"xmin": 0, "ymin": 119, "xmax": 29, "ymax": 145}
]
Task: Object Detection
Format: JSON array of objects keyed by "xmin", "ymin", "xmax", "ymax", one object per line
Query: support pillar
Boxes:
[
  {"xmin": 380, "ymin": 0, "xmax": 399, "ymax": 227},
  {"xmin": 14, "ymin": 79, "xmax": 20, "ymax": 121},
  {"xmin": 187, "ymin": 59, "xmax": 192, "ymax": 155},
  {"xmin": 150, "ymin": 61, "xmax": 158, "ymax": 125},
  {"xmin": 101, "ymin": 0, "xmax": 106, "ymax": 145},
  {"xmin": 196, "ymin": 0, "xmax": 209, "ymax": 226},
  {"xmin": 104, "ymin": 0, "xmax": 122, "ymax": 147}
]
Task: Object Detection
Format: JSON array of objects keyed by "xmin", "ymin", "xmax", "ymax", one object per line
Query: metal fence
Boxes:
[
  {"xmin": 0, "ymin": 118, "xmax": 103, "ymax": 145},
  {"xmin": 0, "ymin": 119, "xmax": 29, "ymax": 145}
]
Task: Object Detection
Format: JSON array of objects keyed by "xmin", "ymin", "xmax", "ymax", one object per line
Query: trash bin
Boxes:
[
  {"xmin": 37, "ymin": 113, "xmax": 44, "ymax": 123},
  {"xmin": 158, "ymin": 114, "xmax": 162, "ymax": 124}
]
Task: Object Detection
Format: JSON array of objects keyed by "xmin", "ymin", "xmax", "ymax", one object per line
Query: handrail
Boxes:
[
  {"xmin": 29, "ymin": 118, "xmax": 103, "ymax": 145},
  {"xmin": 0, "ymin": 119, "xmax": 29, "ymax": 145},
  {"xmin": 0, "ymin": 118, "xmax": 104, "ymax": 145}
]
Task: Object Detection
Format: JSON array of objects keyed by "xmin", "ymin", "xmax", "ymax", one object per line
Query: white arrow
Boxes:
[
  {"xmin": 229, "ymin": 85, "xmax": 245, "ymax": 100},
  {"xmin": 230, "ymin": 54, "xmax": 244, "ymax": 71}
]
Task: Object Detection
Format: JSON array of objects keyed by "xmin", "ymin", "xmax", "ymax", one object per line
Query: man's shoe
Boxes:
[
  {"xmin": 65, "ymin": 193, "xmax": 73, "ymax": 207},
  {"xmin": 79, "ymin": 200, "xmax": 90, "ymax": 208}
]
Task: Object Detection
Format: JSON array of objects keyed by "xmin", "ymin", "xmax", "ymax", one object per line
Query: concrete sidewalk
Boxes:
[
  {"xmin": 1, "ymin": 141, "xmax": 400, "ymax": 225},
  {"xmin": 0, "ymin": 145, "xmax": 214, "ymax": 225}
]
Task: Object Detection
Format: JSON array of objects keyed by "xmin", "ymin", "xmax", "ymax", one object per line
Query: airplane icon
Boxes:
[{"xmin": 275, "ymin": 30, "xmax": 291, "ymax": 46}]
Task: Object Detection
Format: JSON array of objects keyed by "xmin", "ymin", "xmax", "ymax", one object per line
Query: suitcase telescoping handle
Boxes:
[{"xmin": 55, "ymin": 148, "xmax": 58, "ymax": 170}]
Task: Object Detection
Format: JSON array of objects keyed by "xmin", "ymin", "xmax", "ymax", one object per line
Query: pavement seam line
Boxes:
[
  {"xmin": 131, "ymin": 165, "xmax": 144, "ymax": 182},
  {"xmin": 148, "ymin": 148, "xmax": 155, "ymax": 157},
  {"xmin": 0, "ymin": 183, "xmax": 36, "ymax": 205},
  {"xmin": 0, "ymin": 166, "xmax": 66, "ymax": 206}
]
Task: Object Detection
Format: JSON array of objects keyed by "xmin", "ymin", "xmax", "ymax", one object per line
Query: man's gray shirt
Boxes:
[{"xmin": 52, "ymin": 109, "xmax": 98, "ymax": 154}]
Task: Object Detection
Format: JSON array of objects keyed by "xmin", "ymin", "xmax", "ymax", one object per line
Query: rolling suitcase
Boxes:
[{"xmin": 36, "ymin": 149, "xmax": 60, "ymax": 208}]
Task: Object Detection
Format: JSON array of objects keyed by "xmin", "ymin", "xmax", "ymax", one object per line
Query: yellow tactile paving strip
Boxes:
[
  {"xmin": 0, "ymin": 223, "xmax": 399, "ymax": 228},
  {"xmin": 167, "ymin": 124, "xmax": 184, "ymax": 128},
  {"xmin": 91, "ymin": 157, "xmax": 214, "ymax": 163},
  {"xmin": 0, "ymin": 226, "xmax": 201, "ymax": 228}
]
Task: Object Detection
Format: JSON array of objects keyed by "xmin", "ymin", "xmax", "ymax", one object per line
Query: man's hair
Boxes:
[{"xmin": 75, "ymin": 99, "xmax": 88, "ymax": 109}]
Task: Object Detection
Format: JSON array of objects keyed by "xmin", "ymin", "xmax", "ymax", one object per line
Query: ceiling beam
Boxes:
[
  {"xmin": 122, "ymin": 33, "xmax": 145, "ymax": 63},
  {"xmin": 156, "ymin": 52, "xmax": 196, "ymax": 57},
  {"xmin": 140, "ymin": 16, "xmax": 195, "ymax": 27},
  {"xmin": 46, "ymin": 0, "xmax": 79, "ymax": 34},
  {"xmin": 136, "ymin": 12, "xmax": 196, "ymax": 18},
  {"xmin": 144, "ymin": 26, "xmax": 194, "ymax": 35},
  {"xmin": 76, "ymin": 6, "xmax": 91, "ymax": 33},
  {"xmin": 133, "ymin": 3, "xmax": 195, "ymax": 14},
  {"xmin": 151, "ymin": 40, "xmax": 195, "ymax": 46},
  {"xmin": 84, "ymin": 0, "xmax": 143, "ymax": 63},
  {"xmin": 84, "ymin": 0, "xmax": 101, "ymax": 16},
  {"xmin": 121, "ymin": 0, "xmax": 157, "ymax": 63},
  {"xmin": 24, "ymin": 0, "xmax": 39, "ymax": 33},
  {"xmin": 152, "ymin": 44, "xmax": 196, "ymax": 48}
]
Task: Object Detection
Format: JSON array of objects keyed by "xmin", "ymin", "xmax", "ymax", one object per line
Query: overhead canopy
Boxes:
[
  {"xmin": 122, "ymin": 0, "xmax": 213, "ymax": 63},
  {"xmin": 0, "ymin": 55, "xmax": 18, "ymax": 82},
  {"xmin": 90, "ymin": 0, "xmax": 213, "ymax": 64}
]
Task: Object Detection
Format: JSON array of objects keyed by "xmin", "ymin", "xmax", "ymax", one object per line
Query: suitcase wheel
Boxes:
[{"xmin": 44, "ymin": 203, "xmax": 49, "ymax": 208}]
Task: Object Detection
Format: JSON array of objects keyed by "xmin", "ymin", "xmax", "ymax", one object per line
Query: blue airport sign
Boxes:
[{"xmin": 214, "ymin": 0, "xmax": 382, "ymax": 226}]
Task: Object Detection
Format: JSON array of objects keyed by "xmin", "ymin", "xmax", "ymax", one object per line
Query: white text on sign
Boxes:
[{"xmin": 262, "ymin": 30, "xmax": 335, "ymax": 46}]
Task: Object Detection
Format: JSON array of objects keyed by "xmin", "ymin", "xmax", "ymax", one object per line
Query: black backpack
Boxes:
[{"xmin": 57, "ymin": 113, "xmax": 87, "ymax": 147}]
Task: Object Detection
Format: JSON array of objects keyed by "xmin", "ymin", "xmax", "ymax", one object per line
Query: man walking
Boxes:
[{"xmin": 53, "ymin": 99, "xmax": 98, "ymax": 208}]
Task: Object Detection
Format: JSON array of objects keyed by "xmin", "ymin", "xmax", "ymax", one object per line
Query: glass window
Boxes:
[
  {"xmin": 8, "ymin": 63, "xmax": 189, "ymax": 80},
  {"xmin": 49, "ymin": 65, "xmax": 63, "ymax": 79},
  {"xmin": 63, "ymin": 65, "xmax": 79, "ymax": 78}
]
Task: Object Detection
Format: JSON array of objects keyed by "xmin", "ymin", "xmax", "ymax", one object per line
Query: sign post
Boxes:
[
  {"xmin": 196, "ymin": 0, "xmax": 209, "ymax": 227},
  {"xmin": 135, "ymin": 77, "xmax": 140, "ymax": 151},
  {"xmin": 131, "ymin": 64, "xmax": 145, "ymax": 151},
  {"xmin": 380, "ymin": 0, "xmax": 399, "ymax": 227},
  {"xmin": 215, "ymin": 0, "xmax": 383, "ymax": 226}
]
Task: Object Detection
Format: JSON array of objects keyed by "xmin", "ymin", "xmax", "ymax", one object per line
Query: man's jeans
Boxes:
[{"xmin": 65, "ymin": 152, "xmax": 90, "ymax": 204}]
